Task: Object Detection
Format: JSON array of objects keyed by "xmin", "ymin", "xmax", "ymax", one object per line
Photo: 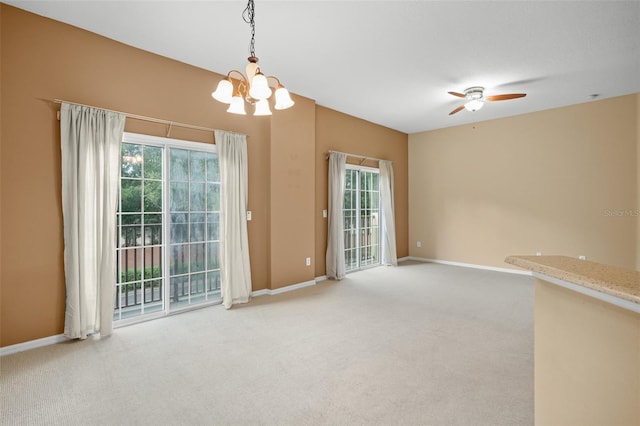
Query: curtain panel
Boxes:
[
  {"xmin": 60, "ymin": 102, "xmax": 125, "ymax": 339},
  {"xmin": 215, "ymin": 130, "xmax": 252, "ymax": 308},
  {"xmin": 379, "ymin": 160, "xmax": 398, "ymax": 266},
  {"xmin": 325, "ymin": 152, "xmax": 347, "ymax": 280}
]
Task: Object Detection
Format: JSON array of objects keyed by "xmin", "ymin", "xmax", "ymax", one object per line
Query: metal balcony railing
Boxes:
[{"xmin": 115, "ymin": 223, "xmax": 221, "ymax": 313}]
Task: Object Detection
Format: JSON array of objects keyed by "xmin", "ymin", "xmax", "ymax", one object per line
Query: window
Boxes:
[
  {"xmin": 115, "ymin": 133, "xmax": 220, "ymax": 323},
  {"xmin": 343, "ymin": 166, "xmax": 380, "ymax": 272}
]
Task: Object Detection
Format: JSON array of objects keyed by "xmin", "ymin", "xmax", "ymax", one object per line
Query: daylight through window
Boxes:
[{"xmin": 115, "ymin": 133, "xmax": 221, "ymax": 322}]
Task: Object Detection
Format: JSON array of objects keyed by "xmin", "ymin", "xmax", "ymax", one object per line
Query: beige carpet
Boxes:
[{"xmin": 1, "ymin": 260, "xmax": 534, "ymax": 425}]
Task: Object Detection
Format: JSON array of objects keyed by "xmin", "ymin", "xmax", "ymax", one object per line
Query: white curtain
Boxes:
[
  {"xmin": 60, "ymin": 102, "xmax": 125, "ymax": 339},
  {"xmin": 379, "ymin": 160, "xmax": 398, "ymax": 266},
  {"xmin": 326, "ymin": 152, "xmax": 347, "ymax": 280},
  {"xmin": 215, "ymin": 130, "xmax": 252, "ymax": 309}
]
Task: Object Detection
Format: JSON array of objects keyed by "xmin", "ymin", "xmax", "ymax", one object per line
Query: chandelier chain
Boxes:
[{"xmin": 243, "ymin": 0, "xmax": 256, "ymax": 58}]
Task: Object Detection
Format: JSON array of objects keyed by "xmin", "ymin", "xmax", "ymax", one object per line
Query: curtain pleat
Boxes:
[
  {"xmin": 60, "ymin": 102, "xmax": 125, "ymax": 339},
  {"xmin": 215, "ymin": 130, "xmax": 252, "ymax": 309},
  {"xmin": 326, "ymin": 152, "xmax": 347, "ymax": 280},
  {"xmin": 379, "ymin": 160, "xmax": 398, "ymax": 266}
]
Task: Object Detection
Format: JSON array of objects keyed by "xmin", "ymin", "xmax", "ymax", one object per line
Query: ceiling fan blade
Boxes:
[
  {"xmin": 449, "ymin": 105, "xmax": 465, "ymax": 115},
  {"xmin": 448, "ymin": 91, "xmax": 466, "ymax": 98},
  {"xmin": 485, "ymin": 93, "xmax": 527, "ymax": 101}
]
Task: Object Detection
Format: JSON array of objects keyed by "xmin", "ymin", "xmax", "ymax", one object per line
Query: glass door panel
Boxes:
[
  {"xmin": 343, "ymin": 167, "xmax": 380, "ymax": 272},
  {"xmin": 115, "ymin": 143, "xmax": 164, "ymax": 320},
  {"xmin": 168, "ymin": 148, "xmax": 221, "ymax": 310}
]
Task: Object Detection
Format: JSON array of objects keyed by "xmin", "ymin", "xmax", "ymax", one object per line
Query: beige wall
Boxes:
[
  {"xmin": 409, "ymin": 95, "xmax": 639, "ymax": 270},
  {"xmin": 0, "ymin": 5, "xmax": 409, "ymax": 347},
  {"xmin": 269, "ymin": 96, "xmax": 317, "ymax": 289},
  {"xmin": 534, "ymin": 278, "xmax": 640, "ymax": 425},
  {"xmin": 637, "ymin": 94, "xmax": 640, "ymax": 270},
  {"xmin": 314, "ymin": 106, "xmax": 409, "ymax": 277},
  {"xmin": 0, "ymin": 4, "xmax": 4, "ymax": 348}
]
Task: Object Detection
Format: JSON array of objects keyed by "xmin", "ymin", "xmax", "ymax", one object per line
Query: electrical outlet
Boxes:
[
  {"xmin": 305, "ymin": 257, "xmax": 311, "ymax": 266},
  {"xmin": 536, "ymin": 252, "xmax": 542, "ymax": 256},
  {"xmin": 579, "ymin": 255, "xmax": 586, "ymax": 260},
  {"xmin": 417, "ymin": 241, "xmax": 422, "ymax": 248}
]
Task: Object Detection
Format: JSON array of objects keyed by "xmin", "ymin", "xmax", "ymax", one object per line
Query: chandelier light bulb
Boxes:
[
  {"xmin": 212, "ymin": 78, "xmax": 233, "ymax": 104},
  {"xmin": 254, "ymin": 98, "xmax": 272, "ymax": 116},
  {"xmin": 274, "ymin": 86, "xmax": 295, "ymax": 110},
  {"xmin": 227, "ymin": 96, "xmax": 247, "ymax": 115},
  {"xmin": 249, "ymin": 72, "xmax": 272, "ymax": 100}
]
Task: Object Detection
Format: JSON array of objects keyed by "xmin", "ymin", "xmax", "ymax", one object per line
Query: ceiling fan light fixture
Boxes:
[
  {"xmin": 464, "ymin": 99, "xmax": 484, "ymax": 112},
  {"xmin": 448, "ymin": 86, "xmax": 526, "ymax": 115}
]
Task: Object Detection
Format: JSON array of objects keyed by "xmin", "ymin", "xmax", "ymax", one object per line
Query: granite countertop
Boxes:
[{"xmin": 505, "ymin": 255, "xmax": 640, "ymax": 306}]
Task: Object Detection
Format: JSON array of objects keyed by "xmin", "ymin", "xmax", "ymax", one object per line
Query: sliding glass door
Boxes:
[
  {"xmin": 115, "ymin": 133, "xmax": 221, "ymax": 322},
  {"xmin": 343, "ymin": 166, "xmax": 380, "ymax": 272}
]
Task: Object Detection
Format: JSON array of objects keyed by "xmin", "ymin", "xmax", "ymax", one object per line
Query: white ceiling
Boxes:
[{"xmin": 6, "ymin": 0, "xmax": 640, "ymax": 134}]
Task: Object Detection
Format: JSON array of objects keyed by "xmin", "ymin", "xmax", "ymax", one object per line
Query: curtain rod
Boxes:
[
  {"xmin": 327, "ymin": 150, "xmax": 390, "ymax": 165},
  {"xmin": 53, "ymin": 99, "xmax": 246, "ymax": 138}
]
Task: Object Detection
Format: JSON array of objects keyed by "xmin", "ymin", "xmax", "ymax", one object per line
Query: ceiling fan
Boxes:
[{"xmin": 448, "ymin": 86, "xmax": 526, "ymax": 115}]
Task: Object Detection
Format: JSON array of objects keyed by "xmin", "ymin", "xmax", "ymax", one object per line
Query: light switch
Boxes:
[
  {"xmin": 322, "ymin": 209, "xmax": 327, "ymax": 218},
  {"xmin": 246, "ymin": 211, "xmax": 252, "ymax": 221}
]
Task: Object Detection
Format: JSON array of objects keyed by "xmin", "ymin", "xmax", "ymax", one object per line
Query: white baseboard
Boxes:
[
  {"xmin": 1, "ymin": 334, "xmax": 68, "ymax": 357},
  {"xmin": 3, "ymin": 260, "xmax": 526, "ymax": 356},
  {"xmin": 407, "ymin": 256, "xmax": 532, "ymax": 276},
  {"xmin": 5, "ymin": 279, "xmax": 316, "ymax": 355},
  {"xmin": 252, "ymin": 279, "xmax": 316, "ymax": 297}
]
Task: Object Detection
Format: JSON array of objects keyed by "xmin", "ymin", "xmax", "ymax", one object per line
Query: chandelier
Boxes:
[{"xmin": 211, "ymin": 0, "xmax": 295, "ymax": 116}]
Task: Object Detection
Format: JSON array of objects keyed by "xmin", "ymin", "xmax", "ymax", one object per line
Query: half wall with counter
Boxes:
[{"xmin": 505, "ymin": 255, "xmax": 640, "ymax": 426}]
